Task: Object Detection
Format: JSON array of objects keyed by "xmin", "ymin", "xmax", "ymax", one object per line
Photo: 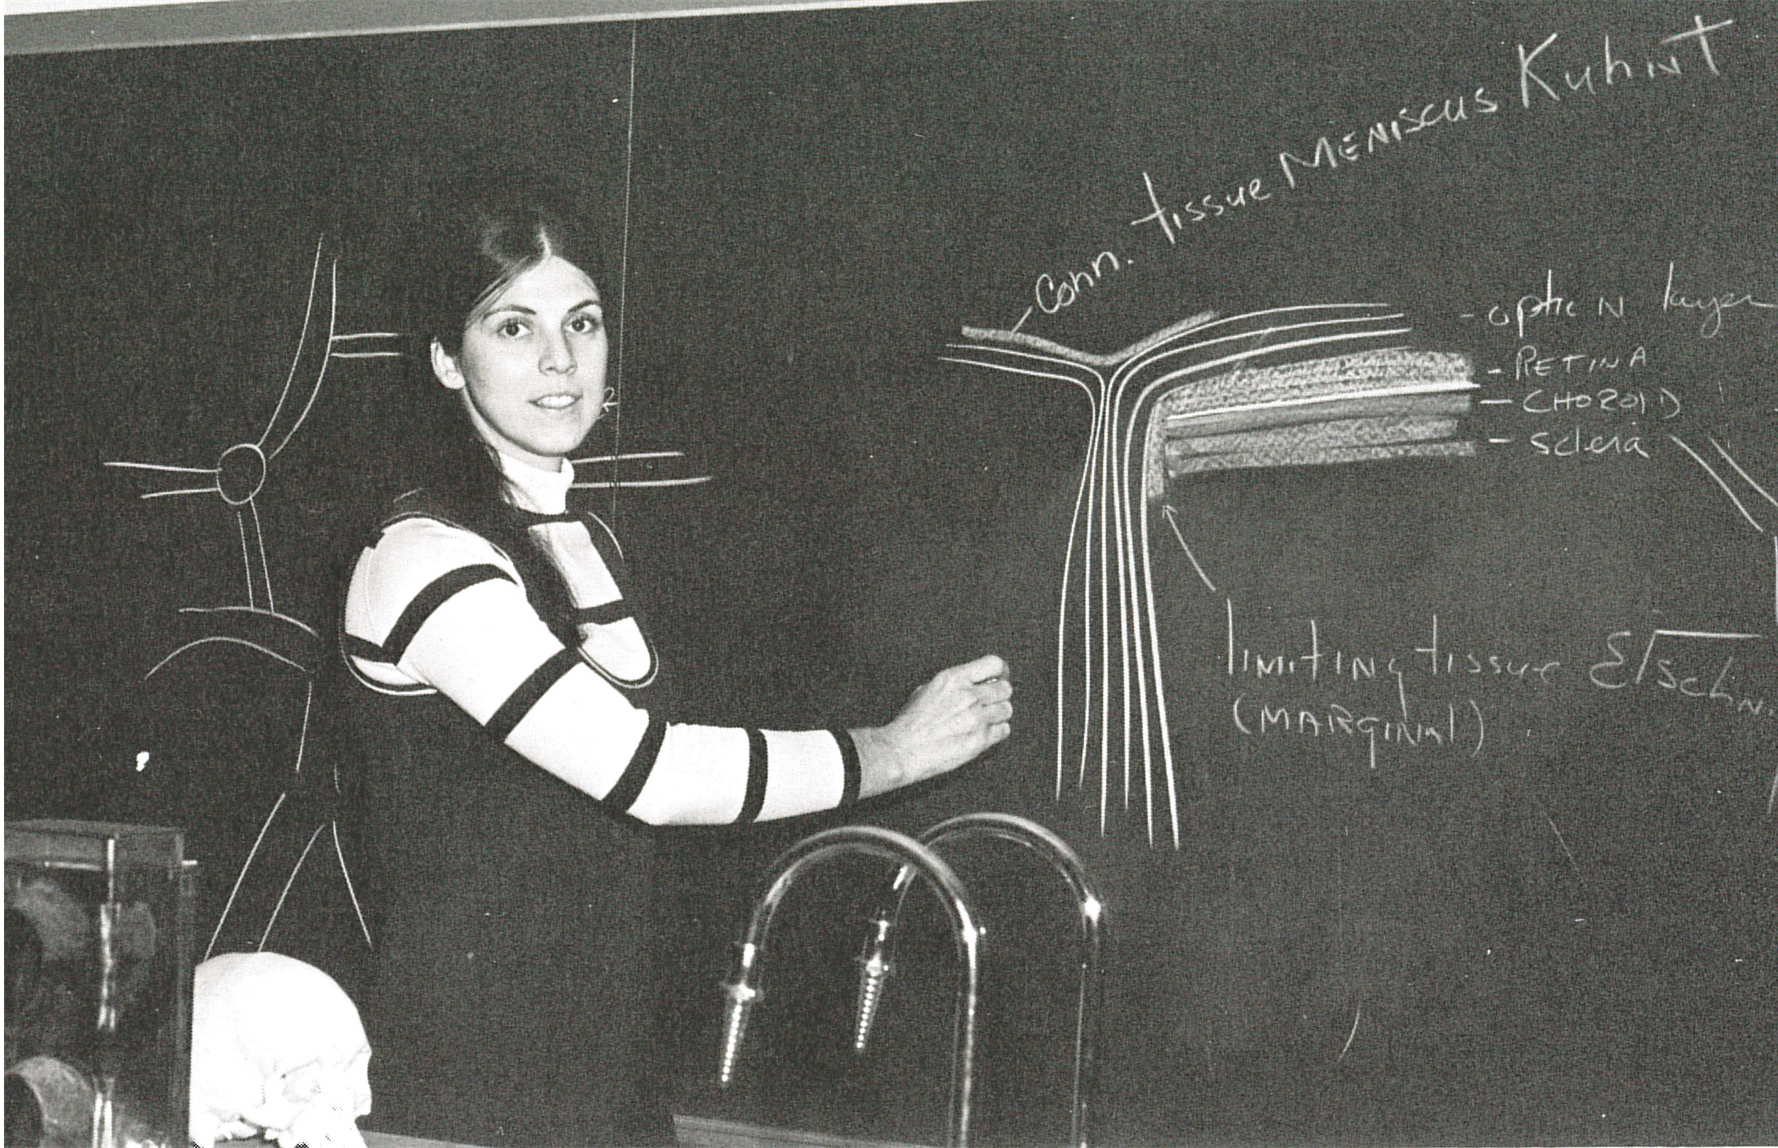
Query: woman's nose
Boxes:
[{"xmin": 539, "ymin": 331, "xmax": 575, "ymax": 374}]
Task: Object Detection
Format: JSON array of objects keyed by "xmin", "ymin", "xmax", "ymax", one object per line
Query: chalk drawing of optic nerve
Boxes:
[
  {"xmin": 103, "ymin": 237, "xmax": 392, "ymax": 957},
  {"xmin": 943, "ymin": 304, "xmax": 1476, "ymax": 849}
]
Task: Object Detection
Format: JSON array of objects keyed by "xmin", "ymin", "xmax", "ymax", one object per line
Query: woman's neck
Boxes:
[{"xmin": 496, "ymin": 450, "xmax": 574, "ymax": 514}]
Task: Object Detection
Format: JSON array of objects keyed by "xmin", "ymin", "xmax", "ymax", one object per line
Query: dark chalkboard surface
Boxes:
[{"xmin": 6, "ymin": 3, "xmax": 1774, "ymax": 1144}]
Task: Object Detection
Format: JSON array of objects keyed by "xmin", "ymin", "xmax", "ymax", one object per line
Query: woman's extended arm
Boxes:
[{"xmin": 343, "ymin": 516, "xmax": 1010, "ymax": 825}]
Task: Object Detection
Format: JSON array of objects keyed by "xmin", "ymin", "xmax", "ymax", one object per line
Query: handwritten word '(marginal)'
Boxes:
[{"xmin": 1231, "ymin": 694, "xmax": 1487, "ymax": 769}]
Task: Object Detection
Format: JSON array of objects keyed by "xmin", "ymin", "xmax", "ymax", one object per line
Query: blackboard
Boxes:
[{"xmin": 6, "ymin": 3, "xmax": 1774, "ymax": 1144}]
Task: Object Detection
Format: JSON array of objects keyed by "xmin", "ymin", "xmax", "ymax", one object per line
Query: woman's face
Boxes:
[{"xmin": 431, "ymin": 255, "xmax": 608, "ymax": 471}]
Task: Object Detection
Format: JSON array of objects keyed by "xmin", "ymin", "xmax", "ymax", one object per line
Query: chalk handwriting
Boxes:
[
  {"xmin": 1517, "ymin": 16, "xmax": 1736, "ymax": 109},
  {"xmin": 1032, "ymin": 250, "xmax": 1130, "ymax": 318},
  {"xmin": 1514, "ymin": 343, "xmax": 1650, "ymax": 381},
  {"xmin": 997, "ymin": 13, "xmax": 1743, "ymax": 330},
  {"xmin": 1129, "ymin": 170, "xmax": 1271, "ymax": 246},
  {"xmin": 1228, "ymin": 609, "xmax": 1563, "ymax": 689},
  {"xmin": 1527, "ymin": 426, "xmax": 1652, "ymax": 459},
  {"xmin": 1231, "ymin": 693, "xmax": 1487, "ymax": 767},
  {"xmin": 1520, "ymin": 385, "xmax": 1680, "ymax": 421},
  {"xmin": 1663, "ymin": 261, "xmax": 1777, "ymax": 339},
  {"xmin": 1590, "ymin": 628, "xmax": 1772, "ymax": 719},
  {"xmin": 1478, "ymin": 270, "xmax": 1632, "ymax": 338},
  {"xmin": 1275, "ymin": 88, "xmax": 1500, "ymax": 190}
]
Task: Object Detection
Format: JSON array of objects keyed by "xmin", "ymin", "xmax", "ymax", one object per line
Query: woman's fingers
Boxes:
[
  {"xmin": 972, "ymin": 676, "xmax": 1014, "ymax": 706},
  {"xmin": 855, "ymin": 654, "xmax": 1015, "ymax": 797},
  {"xmin": 953, "ymin": 652, "xmax": 1009, "ymax": 684},
  {"xmin": 922, "ymin": 656, "xmax": 1013, "ymax": 752}
]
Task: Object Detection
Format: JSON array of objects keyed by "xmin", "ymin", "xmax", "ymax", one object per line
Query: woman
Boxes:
[{"xmin": 339, "ymin": 174, "xmax": 1013, "ymax": 1146}]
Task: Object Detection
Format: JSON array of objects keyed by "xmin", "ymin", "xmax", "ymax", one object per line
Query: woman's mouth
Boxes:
[{"xmin": 533, "ymin": 393, "xmax": 580, "ymax": 410}]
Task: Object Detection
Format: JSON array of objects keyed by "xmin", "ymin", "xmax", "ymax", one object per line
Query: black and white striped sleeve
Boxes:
[{"xmin": 343, "ymin": 517, "xmax": 860, "ymax": 825}]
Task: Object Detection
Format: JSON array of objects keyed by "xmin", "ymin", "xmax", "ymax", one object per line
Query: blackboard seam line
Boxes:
[{"xmin": 611, "ymin": 19, "xmax": 640, "ymax": 522}]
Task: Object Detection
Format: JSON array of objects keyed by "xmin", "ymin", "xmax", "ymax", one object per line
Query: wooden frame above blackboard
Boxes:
[{"xmin": 2, "ymin": 0, "xmax": 978, "ymax": 54}]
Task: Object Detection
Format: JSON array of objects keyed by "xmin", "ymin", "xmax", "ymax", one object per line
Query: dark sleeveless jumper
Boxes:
[{"xmin": 340, "ymin": 467, "xmax": 858, "ymax": 1147}]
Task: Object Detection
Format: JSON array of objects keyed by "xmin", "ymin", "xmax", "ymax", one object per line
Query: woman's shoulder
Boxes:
[{"xmin": 349, "ymin": 498, "xmax": 522, "ymax": 606}]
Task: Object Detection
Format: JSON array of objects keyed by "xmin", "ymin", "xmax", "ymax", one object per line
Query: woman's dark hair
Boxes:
[
  {"xmin": 395, "ymin": 170, "xmax": 613, "ymax": 646},
  {"xmin": 408, "ymin": 171, "xmax": 608, "ymax": 358}
]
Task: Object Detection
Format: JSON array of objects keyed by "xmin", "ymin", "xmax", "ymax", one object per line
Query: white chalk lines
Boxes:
[
  {"xmin": 102, "ymin": 234, "xmax": 721, "ymax": 954},
  {"xmin": 1664, "ymin": 430, "xmax": 1778, "ymax": 814},
  {"xmin": 102, "ymin": 237, "xmax": 375, "ymax": 957},
  {"xmin": 945, "ymin": 304, "xmax": 1478, "ymax": 848}
]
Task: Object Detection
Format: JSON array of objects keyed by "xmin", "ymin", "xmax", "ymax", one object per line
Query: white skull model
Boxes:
[{"xmin": 189, "ymin": 953, "xmax": 372, "ymax": 1148}]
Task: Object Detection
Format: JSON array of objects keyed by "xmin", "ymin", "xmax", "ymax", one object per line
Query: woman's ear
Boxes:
[{"xmin": 431, "ymin": 340, "xmax": 467, "ymax": 391}]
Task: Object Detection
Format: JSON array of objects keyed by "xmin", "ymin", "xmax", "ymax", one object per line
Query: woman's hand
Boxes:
[{"xmin": 851, "ymin": 654, "xmax": 1013, "ymax": 799}]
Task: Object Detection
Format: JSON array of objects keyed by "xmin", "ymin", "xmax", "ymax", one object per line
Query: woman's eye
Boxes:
[
  {"xmin": 498, "ymin": 320, "xmax": 529, "ymax": 338},
  {"xmin": 569, "ymin": 313, "xmax": 603, "ymax": 334}
]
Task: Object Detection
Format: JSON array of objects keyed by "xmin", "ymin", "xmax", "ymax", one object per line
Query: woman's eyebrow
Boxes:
[{"xmin": 478, "ymin": 297, "xmax": 601, "ymax": 320}]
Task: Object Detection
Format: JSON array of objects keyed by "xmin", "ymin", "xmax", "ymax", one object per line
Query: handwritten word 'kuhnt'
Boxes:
[
  {"xmin": 1008, "ymin": 14, "xmax": 1742, "ymax": 332},
  {"xmin": 1517, "ymin": 15, "xmax": 1735, "ymax": 109}
]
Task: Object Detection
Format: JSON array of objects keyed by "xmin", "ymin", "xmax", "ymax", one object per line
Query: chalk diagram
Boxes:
[
  {"xmin": 947, "ymin": 303, "xmax": 1778, "ymax": 849},
  {"xmin": 104, "ymin": 238, "xmax": 385, "ymax": 958},
  {"xmin": 944, "ymin": 303, "xmax": 1476, "ymax": 848},
  {"xmin": 104, "ymin": 239, "xmax": 710, "ymax": 959},
  {"xmin": 1661, "ymin": 429, "xmax": 1778, "ymax": 816}
]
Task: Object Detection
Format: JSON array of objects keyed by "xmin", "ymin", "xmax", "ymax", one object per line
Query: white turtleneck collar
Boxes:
[{"xmin": 497, "ymin": 451, "xmax": 575, "ymax": 515}]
